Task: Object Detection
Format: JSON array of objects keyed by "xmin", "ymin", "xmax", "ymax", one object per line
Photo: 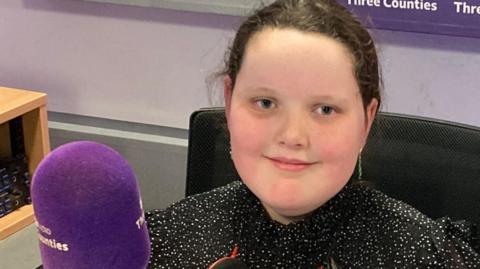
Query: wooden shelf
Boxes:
[
  {"xmin": 0, "ymin": 87, "xmax": 50, "ymax": 240},
  {"xmin": 0, "ymin": 205, "xmax": 34, "ymax": 240}
]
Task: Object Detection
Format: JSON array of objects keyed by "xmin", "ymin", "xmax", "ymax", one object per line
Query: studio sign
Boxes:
[{"xmin": 338, "ymin": 0, "xmax": 480, "ymax": 38}]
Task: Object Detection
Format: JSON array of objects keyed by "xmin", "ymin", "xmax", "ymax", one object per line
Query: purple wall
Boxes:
[{"xmin": 1, "ymin": 0, "xmax": 479, "ymax": 128}]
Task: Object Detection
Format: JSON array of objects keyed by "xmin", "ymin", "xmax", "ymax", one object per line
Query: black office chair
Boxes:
[{"xmin": 185, "ymin": 108, "xmax": 480, "ymax": 235}]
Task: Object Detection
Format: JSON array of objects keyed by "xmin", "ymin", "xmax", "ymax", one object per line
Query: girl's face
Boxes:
[{"xmin": 225, "ymin": 28, "xmax": 378, "ymax": 224}]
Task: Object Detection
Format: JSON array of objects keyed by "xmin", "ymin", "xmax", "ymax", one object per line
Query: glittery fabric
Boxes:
[{"xmin": 146, "ymin": 181, "xmax": 479, "ymax": 268}]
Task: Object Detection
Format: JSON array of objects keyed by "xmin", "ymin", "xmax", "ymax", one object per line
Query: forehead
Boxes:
[{"xmin": 236, "ymin": 28, "xmax": 359, "ymax": 98}]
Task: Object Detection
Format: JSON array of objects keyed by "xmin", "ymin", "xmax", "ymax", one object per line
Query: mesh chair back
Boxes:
[{"xmin": 186, "ymin": 108, "xmax": 480, "ymax": 228}]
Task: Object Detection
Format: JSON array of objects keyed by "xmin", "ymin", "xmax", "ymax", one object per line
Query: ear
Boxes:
[
  {"xmin": 224, "ymin": 75, "xmax": 234, "ymax": 124},
  {"xmin": 363, "ymin": 98, "xmax": 379, "ymax": 144}
]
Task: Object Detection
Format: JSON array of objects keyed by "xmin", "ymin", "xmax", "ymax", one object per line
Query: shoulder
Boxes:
[
  {"xmin": 336, "ymin": 184, "xmax": 480, "ymax": 268},
  {"xmin": 352, "ymin": 184, "xmax": 435, "ymax": 229},
  {"xmin": 146, "ymin": 181, "xmax": 247, "ymax": 237},
  {"xmin": 145, "ymin": 181, "xmax": 248, "ymax": 268},
  {"xmin": 336, "ymin": 184, "xmax": 438, "ymax": 242}
]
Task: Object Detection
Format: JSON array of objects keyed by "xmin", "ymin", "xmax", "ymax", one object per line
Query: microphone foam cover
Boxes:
[{"xmin": 31, "ymin": 141, "xmax": 150, "ymax": 269}]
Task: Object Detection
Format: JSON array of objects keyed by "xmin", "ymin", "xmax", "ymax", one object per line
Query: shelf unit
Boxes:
[{"xmin": 0, "ymin": 87, "xmax": 50, "ymax": 240}]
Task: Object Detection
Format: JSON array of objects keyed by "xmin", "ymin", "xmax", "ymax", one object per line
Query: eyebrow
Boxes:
[
  {"xmin": 244, "ymin": 87, "xmax": 276, "ymax": 94},
  {"xmin": 310, "ymin": 94, "xmax": 349, "ymax": 104},
  {"xmin": 245, "ymin": 86, "xmax": 351, "ymax": 103}
]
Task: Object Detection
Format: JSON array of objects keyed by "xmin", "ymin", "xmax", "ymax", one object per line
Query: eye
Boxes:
[
  {"xmin": 255, "ymin": 98, "xmax": 276, "ymax": 110},
  {"xmin": 315, "ymin": 105, "xmax": 335, "ymax": 115}
]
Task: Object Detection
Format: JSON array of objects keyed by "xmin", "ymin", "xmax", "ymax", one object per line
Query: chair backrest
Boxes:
[{"xmin": 186, "ymin": 108, "xmax": 480, "ymax": 229}]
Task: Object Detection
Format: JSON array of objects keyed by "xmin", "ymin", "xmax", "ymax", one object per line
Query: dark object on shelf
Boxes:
[
  {"xmin": 0, "ymin": 155, "xmax": 31, "ymax": 218},
  {"xmin": 0, "ymin": 116, "xmax": 31, "ymax": 219}
]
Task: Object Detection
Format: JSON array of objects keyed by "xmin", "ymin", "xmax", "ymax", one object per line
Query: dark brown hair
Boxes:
[{"xmin": 221, "ymin": 0, "xmax": 382, "ymax": 110}]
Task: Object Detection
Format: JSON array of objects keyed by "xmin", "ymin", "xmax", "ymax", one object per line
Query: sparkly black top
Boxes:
[{"xmin": 146, "ymin": 181, "xmax": 479, "ymax": 268}]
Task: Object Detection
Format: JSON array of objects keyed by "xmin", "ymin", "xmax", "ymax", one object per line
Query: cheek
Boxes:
[
  {"xmin": 228, "ymin": 110, "xmax": 267, "ymax": 159},
  {"xmin": 313, "ymin": 121, "xmax": 365, "ymax": 172},
  {"xmin": 228, "ymin": 111, "xmax": 270, "ymax": 188}
]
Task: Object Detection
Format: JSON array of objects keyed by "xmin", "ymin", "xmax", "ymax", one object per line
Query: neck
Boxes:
[{"xmin": 263, "ymin": 204, "xmax": 309, "ymax": 225}]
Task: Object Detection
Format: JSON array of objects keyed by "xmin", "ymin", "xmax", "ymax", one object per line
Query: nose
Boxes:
[{"xmin": 277, "ymin": 112, "xmax": 309, "ymax": 149}]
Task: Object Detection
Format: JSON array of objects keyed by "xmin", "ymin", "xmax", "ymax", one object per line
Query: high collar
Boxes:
[{"xmin": 231, "ymin": 182, "xmax": 359, "ymax": 246}]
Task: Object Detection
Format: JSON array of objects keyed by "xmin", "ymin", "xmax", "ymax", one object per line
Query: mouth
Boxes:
[{"xmin": 266, "ymin": 156, "xmax": 316, "ymax": 172}]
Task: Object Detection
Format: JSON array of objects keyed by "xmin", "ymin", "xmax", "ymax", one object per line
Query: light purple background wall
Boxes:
[{"xmin": 1, "ymin": 0, "xmax": 479, "ymax": 129}]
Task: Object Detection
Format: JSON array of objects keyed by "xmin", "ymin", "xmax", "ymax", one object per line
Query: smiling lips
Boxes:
[{"xmin": 267, "ymin": 156, "xmax": 316, "ymax": 172}]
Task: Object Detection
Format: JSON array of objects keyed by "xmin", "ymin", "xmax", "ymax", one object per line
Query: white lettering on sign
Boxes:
[
  {"xmin": 348, "ymin": 0, "xmax": 382, "ymax": 7},
  {"xmin": 454, "ymin": 2, "xmax": 480, "ymax": 14},
  {"xmin": 347, "ymin": 0, "xmax": 439, "ymax": 11},
  {"xmin": 383, "ymin": 0, "xmax": 438, "ymax": 11}
]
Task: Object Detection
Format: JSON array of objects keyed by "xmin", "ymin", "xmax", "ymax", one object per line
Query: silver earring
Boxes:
[{"xmin": 357, "ymin": 149, "xmax": 363, "ymax": 180}]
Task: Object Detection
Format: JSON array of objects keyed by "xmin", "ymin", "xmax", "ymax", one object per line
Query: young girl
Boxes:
[{"xmin": 146, "ymin": 0, "xmax": 479, "ymax": 268}]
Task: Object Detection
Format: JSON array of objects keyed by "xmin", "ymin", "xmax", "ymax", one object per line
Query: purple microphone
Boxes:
[{"xmin": 31, "ymin": 141, "xmax": 151, "ymax": 269}]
